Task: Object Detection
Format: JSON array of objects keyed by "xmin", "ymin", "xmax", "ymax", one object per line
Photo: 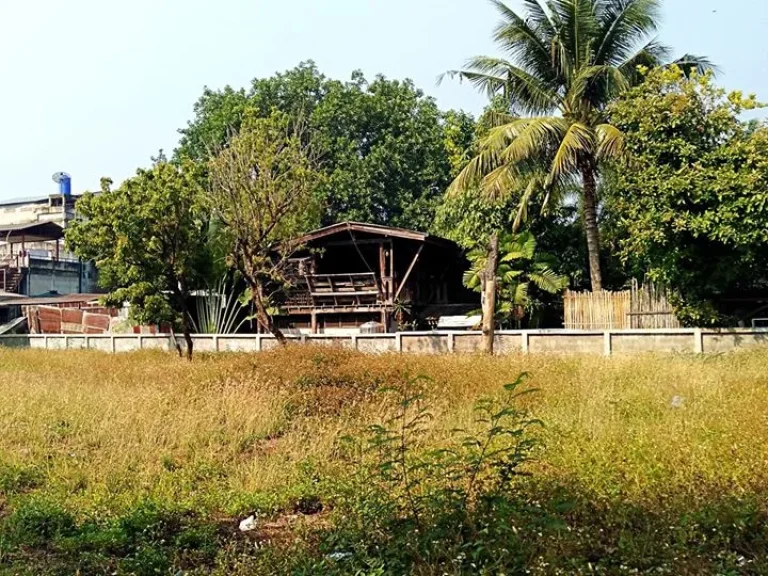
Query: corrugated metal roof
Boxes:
[
  {"xmin": 0, "ymin": 195, "xmax": 51, "ymax": 207},
  {"xmin": 0, "ymin": 293, "xmax": 103, "ymax": 307},
  {"xmin": 0, "ymin": 193, "xmax": 85, "ymax": 208}
]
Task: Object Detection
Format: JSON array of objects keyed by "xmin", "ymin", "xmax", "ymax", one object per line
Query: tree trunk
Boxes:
[
  {"xmin": 251, "ymin": 280, "xmax": 287, "ymax": 345},
  {"xmin": 176, "ymin": 288, "xmax": 194, "ymax": 361},
  {"xmin": 180, "ymin": 312, "xmax": 194, "ymax": 361},
  {"xmin": 169, "ymin": 326, "xmax": 183, "ymax": 358},
  {"xmin": 482, "ymin": 232, "xmax": 499, "ymax": 355},
  {"xmin": 580, "ymin": 158, "xmax": 603, "ymax": 292}
]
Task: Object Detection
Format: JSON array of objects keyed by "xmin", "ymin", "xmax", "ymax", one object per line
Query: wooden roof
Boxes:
[{"xmin": 295, "ymin": 221, "xmax": 456, "ymax": 248}]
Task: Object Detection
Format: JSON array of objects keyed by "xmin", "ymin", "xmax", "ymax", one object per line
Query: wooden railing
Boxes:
[{"xmin": 285, "ymin": 272, "xmax": 382, "ymax": 309}]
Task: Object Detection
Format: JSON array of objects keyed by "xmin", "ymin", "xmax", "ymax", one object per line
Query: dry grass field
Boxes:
[{"xmin": 0, "ymin": 346, "xmax": 767, "ymax": 574}]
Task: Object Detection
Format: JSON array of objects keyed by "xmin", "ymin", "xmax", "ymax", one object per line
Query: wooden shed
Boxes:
[{"xmin": 276, "ymin": 222, "xmax": 477, "ymax": 334}]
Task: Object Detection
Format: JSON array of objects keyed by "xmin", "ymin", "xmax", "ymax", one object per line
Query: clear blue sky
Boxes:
[{"xmin": 0, "ymin": 0, "xmax": 765, "ymax": 201}]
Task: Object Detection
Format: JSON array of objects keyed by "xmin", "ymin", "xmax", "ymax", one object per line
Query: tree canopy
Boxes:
[
  {"xmin": 447, "ymin": 0, "xmax": 712, "ymax": 291},
  {"xmin": 66, "ymin": 162, "xmax": 210, "ymax": 357},
  {"xmin": 177, "ymin": 62, "xmax": 468, "ymax": 231},
  {"xmin": 207, "ymin": 111, "xmax": 321, "ymax": 341},
  {"xmin": 607, "ymin": 66, "xmax": 766, "ymax": 325}
]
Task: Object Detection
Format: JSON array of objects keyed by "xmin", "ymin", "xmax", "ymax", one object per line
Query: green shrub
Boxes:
[
  {"xmin": 325, "ymin": 374, "xmax": 542, "ymax": 573},
  {"xmin": 0, "ymin": 463, "xmax": 43, "ymax": 494},
  {"xmin": 3, "ymin": 497, "xmax": 77, "ymax": 546}
]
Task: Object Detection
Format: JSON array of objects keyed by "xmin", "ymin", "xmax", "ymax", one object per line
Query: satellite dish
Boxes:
[{"xmin": 52, "ymin": 171, "xmax": 71, "ymax": 184}]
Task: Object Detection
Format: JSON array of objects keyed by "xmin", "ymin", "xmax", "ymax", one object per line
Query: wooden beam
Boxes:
[
  {"xmin": 283, "ymin": 305, "xmax": 390, "ymax": 315},
  {"xmin": 389, "ymin": 241, "xmax": 395, "ymax": 301},
  {"xmin": 308, "ymin": 272, "xmax": 376, "ymax": 279},
  {"xmin": 348, "ymin": 231, "xmax": 376, "ymax": 272},
  {"xmin": 320, "ymin": 239, "xmax": 395, "ymax": 247},
  {"xmin": 394, "ymin": 243, "xmax": 424, "ymax": 301},
  {"xmin": 311, "ymin": 312, "xmax": 318, "ymax": 334},
  {"xmin": 305, "ymin": 274, "xmax": 317, "ymax": 306},
  {"xmin": 310, "ymin": 291, "xmax": 379, "ymax": 297},
  {"xmin": 379, "ymin": 242, "xmax": 386, "ymax": 299}
]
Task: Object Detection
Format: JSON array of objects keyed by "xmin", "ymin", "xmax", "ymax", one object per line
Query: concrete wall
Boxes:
[
  {"xmin": 0, "ymin": 199, "xmax": 70, "ymax": 228},
  {"xmin": 2, "ymin": 329, "xmax": 768, "ymax": 355}
]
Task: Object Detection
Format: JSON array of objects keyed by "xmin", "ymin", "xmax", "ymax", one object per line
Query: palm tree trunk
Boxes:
[
  {"xmin": 482, "ymin": 232, "xmax": 499, "ymax": 355},
  {"xmin": 580, "ymin": 158, "xmax": 603, "ymax": 292}
]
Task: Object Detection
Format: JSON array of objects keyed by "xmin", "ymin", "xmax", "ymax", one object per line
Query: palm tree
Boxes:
[
  {"xmin": 448, "ymin": 0, "xmax": 712, "ymax": 292},
  {"xmin": 464, "ymin": 231, "xmax": 568, "ymax": 327}
]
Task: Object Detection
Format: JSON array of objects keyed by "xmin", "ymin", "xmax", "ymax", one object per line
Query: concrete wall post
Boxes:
[
  {"xmin": 603, "ymin": 331, "xmax": 612, "ymax": 356},
  {"xmin": 694, "ymin": 329, "xmax": 704, "ymax": 354}
]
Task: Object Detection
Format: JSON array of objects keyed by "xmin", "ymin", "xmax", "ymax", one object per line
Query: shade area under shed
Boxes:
[{"xmin": 0, "ymin": 221, "xmax": 65, "ymax": 244}]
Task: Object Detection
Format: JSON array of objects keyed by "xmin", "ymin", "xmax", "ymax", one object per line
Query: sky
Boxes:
[{"xmin": 0, "ymin": 0, "xmax": 765, "ymax": 201}]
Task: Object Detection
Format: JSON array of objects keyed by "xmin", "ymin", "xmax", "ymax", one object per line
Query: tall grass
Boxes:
[{"xmin": 0, "ymin": 347, "xmax": 767, "ymax": 574}]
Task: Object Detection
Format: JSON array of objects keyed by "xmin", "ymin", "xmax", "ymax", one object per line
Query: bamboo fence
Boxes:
[{"xmin": 564, "ymin": 280, "xmax": 680, "ymax": 330}]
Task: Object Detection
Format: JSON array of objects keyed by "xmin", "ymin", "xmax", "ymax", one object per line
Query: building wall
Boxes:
[
  {"xmin": 0, "ymin": 197, "xmax": 72, "ymax": 228},
  {"xmin": 21, "ymin": 258, "xmax": 98, "ymax": 296}
]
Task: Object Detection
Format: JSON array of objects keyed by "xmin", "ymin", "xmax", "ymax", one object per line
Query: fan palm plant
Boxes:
[
  {"xmin": 447, "ymin": 0, "xmax": 712, "ymax": 291},
  {"xmin": 464, "ymin": 231, "xmax": 568, "ymax": 327}
]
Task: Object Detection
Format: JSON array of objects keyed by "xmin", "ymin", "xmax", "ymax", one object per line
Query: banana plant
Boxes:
[{"xmin": 464, "ymin": 231, "xmax": 568, "ymax": 328}]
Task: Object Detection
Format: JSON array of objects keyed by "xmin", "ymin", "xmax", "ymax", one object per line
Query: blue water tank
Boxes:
[{"xmin": 59, "ymin": 175, "xmax": 71, "ymax": 196}]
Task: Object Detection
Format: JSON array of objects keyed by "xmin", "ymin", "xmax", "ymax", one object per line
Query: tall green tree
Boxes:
[
  {"xmin": 607, "ymin": 66, "xmax": 765, "ymax": 325},
  {"xmin": 207, "ymin": 111, "xmax": 321, "ymax": 342},
  {"xmin": 177, "ymin": 62, "xmax": 459, "ymax": 230},
  {"xmin": 66, "ymin": 162, "xmax": 210, "ymax": 359},
  {"xmin": 448, "ymin": 0, "xmax": 711, "ymax": 291}
]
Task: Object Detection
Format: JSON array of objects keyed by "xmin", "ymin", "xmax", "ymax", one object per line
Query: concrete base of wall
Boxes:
[{"xmin": 1, "ymin": 329, "xmax": 768, "ymax": 355}]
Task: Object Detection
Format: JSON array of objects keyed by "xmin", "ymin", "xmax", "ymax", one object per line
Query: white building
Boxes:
[{"xmin": 0, "ymin": 192, "xmax": 98, "ymax": 296}]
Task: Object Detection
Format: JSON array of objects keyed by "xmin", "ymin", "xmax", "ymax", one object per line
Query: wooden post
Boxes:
[
  {"xmin": 482, "ymin": 233, "xmax": 499, "ymax": 355},
  {"xmin": 378, "ymin": 242, "xmax": 387, "ymax": 300},
  {"xmin": 389, "ymin": 240, "xmax": 394, "ymax": 301},
  {"xmin": 311, "ymin": 312, "xmax": 318, "ymax": 334}
]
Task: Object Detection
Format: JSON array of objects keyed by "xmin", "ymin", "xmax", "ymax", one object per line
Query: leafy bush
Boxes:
[
  {"xmin": 3, "ymin": 498, "xmax": 77, "ymax": 546},
  {"xmin": 0, "ymin": 463, "xmax": 43, "ymax": 494},
  {"xmin": 325, "ymin": 374, "xmax": 542, "ymax": 573}
]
